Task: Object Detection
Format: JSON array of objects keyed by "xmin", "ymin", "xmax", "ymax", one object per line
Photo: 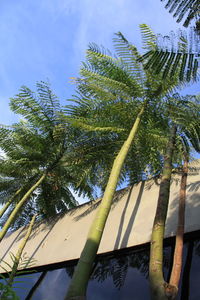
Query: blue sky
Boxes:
[
  {"xmin": 0, "ymin": 0, "xmax": 199, "ymax": 125},
  {"xmin": 0, "ymin": 1, "xmax": 199, "ymax": 203}
]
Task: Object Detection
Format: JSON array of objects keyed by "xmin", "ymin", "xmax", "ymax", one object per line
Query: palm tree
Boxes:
[
  {"xmin": 140, "ymin": 1, "xmax": 200, "ymax": 81},
  {"xmin": 65, "ymin": 26, "xmax": 179, "ymax": 300},
  {"xmin": 149, "ymin": 95, "xmax": 200, "ymax": 300},
  {"xmin": 0, "ymin": 175, "xmax": 45, "ymax": 241},
  {"xmin": 168, "ymin": 116, "xmax": 200, "ymax": 297},
  {"xmin": 0, "ymin": 126, "xmax": 37, "ymax": 219},
  {"xmin": 169, "ymin": 153, "xmax": 189, "ymax": 293},
  {"xmin": 0, "ymin": 81, "xmax": 94, "ymax": 240},
  {"xmin": 0, "ymin": 184, "xmax": 24, "ymax": 220},
  {"xmin": 149, "ymin": 123, "xmax": 177, "ymax": 300},
  {"xmin": 160, "ymin": 0, "xmax": 199, "ymax": 28}
]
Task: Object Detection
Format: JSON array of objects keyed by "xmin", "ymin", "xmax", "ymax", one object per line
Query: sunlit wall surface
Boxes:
[{"xmin": 8, "ymin": 235, "xmax": 200, "ymax": 299}]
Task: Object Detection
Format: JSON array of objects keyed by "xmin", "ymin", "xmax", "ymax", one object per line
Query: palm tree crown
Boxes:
[{"xmin": 0, "ymin": 81, "xmax": 94, "ymax": 230}]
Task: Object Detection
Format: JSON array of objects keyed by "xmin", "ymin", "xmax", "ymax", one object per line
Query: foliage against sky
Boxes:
[{"xmin": 0, "ymin": 0, "xmax": 199, "ymax": 125}]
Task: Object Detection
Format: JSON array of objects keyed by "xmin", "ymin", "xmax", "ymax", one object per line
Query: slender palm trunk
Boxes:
[
  {"xmin": 0, "ymin": 173, "xmax": 46, "ymax": 242},
  {"xmin": 149, "ymin": 124, "xmax": 177, "ymax": 300},
  {"xmin": 7, "ymin": 214, "xmax": 36, "ymax": 287},
  {"xmin": 65, "ymin": 102, "xmax": 147, "ymax": 300},
  {"xmin": 0, "ymin": 187, "xmax": 23, "ymax": 219},
  {"xmin": 169, "ymin": 156, "xmax": 188, "ymax": 297}
]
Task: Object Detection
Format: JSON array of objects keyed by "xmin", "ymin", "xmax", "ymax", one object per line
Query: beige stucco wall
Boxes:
[{"xmin": 0, "ymin": 160, "xmax": 199, "ymax": 272}]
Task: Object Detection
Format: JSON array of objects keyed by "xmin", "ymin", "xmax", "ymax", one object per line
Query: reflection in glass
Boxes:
[{"xmin": 8, "ymin": 236, "xmax": 200, "ymax": 300}]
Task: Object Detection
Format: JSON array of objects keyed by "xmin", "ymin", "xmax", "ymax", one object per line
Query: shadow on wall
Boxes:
[
  {"xmin": 165, "ymin": 181, "xmax": 200, "ymax": 237},
  {"xmin": 114, "ymin": 171, "xmax": 200, "ymax": 250},
  {"xmin": 73, "ymin": 186, "xmax": 131, "ymax": 222},
  {"xmin": 114, "ymin": 181, "xmax": 145, "ymax": 249},
  {"xmin": 0, "ymin": 217, "xmax": 58, "ymax": 267},
  {"xmin": 187, "ymin": 180, "xmax": 200, "ymax": 192},
  {"xmin": 0, "ymin": 226, "xmax": 25, "ymax": 261},
  {"xmin": 24, "ymin": 221, "xmax": 58, "ymax": 268},
  {"xmin": 0, "ymin": 222, "xmax": 58, "ymax": 275}
]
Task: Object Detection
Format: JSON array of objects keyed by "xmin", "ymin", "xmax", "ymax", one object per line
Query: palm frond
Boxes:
[
  {"xmin": 140, "ymin": 24, "xmax": 157, "ymax": 50},
  {"xmin": 140, "ymin": 28, "xmax": 200, "ymax": 81},
  {"xmin": 161, "ymin": 0, "xmax": 200, "ymax": 27},
  {"xmin": 65, "ymin": 116, "xmax": 125, "ymax": 133},
  {"xmin": 113, "ymin": 31, "xmax": 145, "ymax": 83}
]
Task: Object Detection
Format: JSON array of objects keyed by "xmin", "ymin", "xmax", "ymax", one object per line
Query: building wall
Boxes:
[{"xmin": 0, "ymin": 160, "xmax": 200, "ymax": 272}]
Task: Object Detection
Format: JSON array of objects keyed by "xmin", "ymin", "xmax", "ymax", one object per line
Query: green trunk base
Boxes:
[
  {"xmin": 150, "ymin": 281, "xmax": 168, "ymax": 300},
  {"xmin": 150, "ymin": 281, "xmax": 178, "ymax": 300}
]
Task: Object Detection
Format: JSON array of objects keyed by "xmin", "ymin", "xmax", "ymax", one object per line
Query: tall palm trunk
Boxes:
[
  {"xmin": 0, "ymin": 187, "xmax": 23, "ymax": 219},
  {"xmin": 0, "ymin": 173, "xmax": 46, "ymax": 242},
  {"xmin": 65, "ymin": 102, "xmax": 147, "ymax": 300},
  {"xmin": 169, "ymin": 155, "xmax": 188, "ymax": 297},
  {"xmin": 7, "ymin": 214, "xmax": 36, "ymax": 287},
  {"xmin": 149, "ymin": 124, "xmax": 177, "ymax": 300}
]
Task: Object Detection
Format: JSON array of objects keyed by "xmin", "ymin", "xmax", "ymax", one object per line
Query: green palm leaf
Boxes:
[{"xmin": 161, "ymin": 0, "xmax": 200, "ymax": 27}]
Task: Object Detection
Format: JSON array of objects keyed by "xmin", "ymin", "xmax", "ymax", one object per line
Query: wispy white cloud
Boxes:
[
  {"xmin": 0, "ymin": 0, "xmax": 196, "ymax": 126},
  {"xmin": 64, "ymin": 0, "xmax": 182, "ymax": 67}
]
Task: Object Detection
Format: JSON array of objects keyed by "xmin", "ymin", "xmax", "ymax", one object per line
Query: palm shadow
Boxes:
[
  {"xmin": 120, "ymin": 181, "xmax": 145, "ymax": 248},
  {"xmin": 114, "ymin": 181, "xmax": 145, "ymax": 249},
  {"xmin": 74, "ymin": 187, "xmax": 130, "ymax": 222}
]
